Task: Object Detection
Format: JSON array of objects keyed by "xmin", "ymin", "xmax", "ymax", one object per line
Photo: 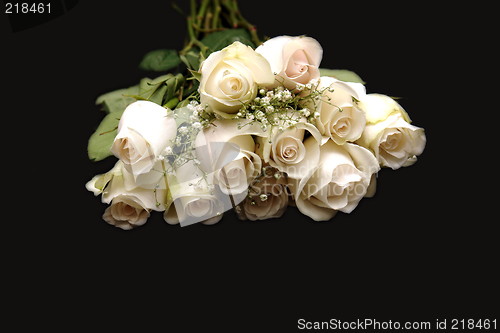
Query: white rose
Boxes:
[
  {"xmin": 357, "ymin": 94, "xmax": 426, "ymax": 169},
  {"xmin": 103, "ymin": 197, "xmax": 150, "ymax": 230},
  {"xmin": 195, "ymin": 119, "xmax": 269, "ymax": 197},
  {"xmin": 199, "ymin": 41, "xmax": 274, "ymax": 117},
  {"xmin": 255, "ymin": 112, "xmax": 323, "ymax": 179},
  {"xmin": 163, "ymin": 158, "xmax": 225, "ymax": 227},
  {"xmin": 315, "ymin": 76, "xmax": 366, "ymax": 145},
  {"xmin": 237, "ymin": 172, "xmax": 289, "ymax": 221},
  {"xmin": 95, "ymin": 161, "xmax": 167, "ymax": 230},
  {"xmin": 289, "ymin": 139, "xmax": 380, "ymax": 221},
  {"xmin": 255, "ymin": 35, "xmax": 323, "ymax": 90},
  {"xmin": 213, "ymin": 135, "xmax": 262, "ymax": 196},
  {"xmin": 164, "ymin": 194, "xmax": 225, "ymax": 226},
  {"xmin": 110, "ymin": 101, "xmax": 177, "ymax": 177},
  {"xmin": 85, "ymin": 160, "xmax": 123, "ymax": 196}
]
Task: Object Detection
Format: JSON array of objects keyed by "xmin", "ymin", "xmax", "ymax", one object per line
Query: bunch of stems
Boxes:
[{"xmin": 179, "ymin": 0, "xmax": 261, "ymax": 56}]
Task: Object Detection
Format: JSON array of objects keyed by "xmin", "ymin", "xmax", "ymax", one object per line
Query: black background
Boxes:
[{"xmin": 1, "ymin": 1, "xmax": 495, "ymax": 330}]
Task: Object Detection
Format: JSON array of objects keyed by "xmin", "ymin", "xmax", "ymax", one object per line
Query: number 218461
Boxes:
[{"xmin": 5, "ymin": 3, "xmax": 51, "ymax": 14}]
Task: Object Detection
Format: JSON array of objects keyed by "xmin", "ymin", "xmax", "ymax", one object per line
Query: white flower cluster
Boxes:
[
  {"xmin": 86, "ymin": 35, "xmax": 426, "ymax": 230},
  {"xmin": 185, "ymin": 100, "xmax": 213, "ymax": 129},
  {"xmin": 235, "ymin": 87, "xmax": 308, "ymax": 133}
]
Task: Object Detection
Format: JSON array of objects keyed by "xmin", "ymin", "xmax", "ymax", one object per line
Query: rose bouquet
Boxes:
[{"xmin": 86, "ymin": 0, "xmax": 426, "ymax": 229}]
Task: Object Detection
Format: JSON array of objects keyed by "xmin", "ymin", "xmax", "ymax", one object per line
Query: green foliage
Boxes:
[
  {"xmin": 200, "ymin": 28, "xmax": 254, "ymax": 52},
  {"xmin": 319, "ymin": 69, "xmax": 365, "ymax": 84},
  {"xmin": 95, "ymin": 85, "xmax": 138, "ymax": 114},
  {"xmin": 187, "ymin": 69, "xmax": 201, "ymax": 82},
  {"xmin": 124, "ymin": 74, "xmax": 185, "ymax": 107},
  {"xmin": 139, "ymin": 49, "xmax": 182, "ymax": 72},
  {"xmin": 87, "ymin": 110, "xmax": 123, "ymax": 162},
  {"xmin": 180, "ymin": 47, "xmax": 203, "ymax": 71},
  {"xmin": 137, "ymin": 75, "xmax": 171, "ymax": 105}
]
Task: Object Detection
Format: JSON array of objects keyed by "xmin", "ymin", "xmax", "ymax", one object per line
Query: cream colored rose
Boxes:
[
  {"xmin": 289, "ymin": 140, "xmax": 379, "ymax": 221},
  {"xmin": 94, "ymin": 161, "xmax": 167, "ymax": 230},
  {"xmin": 255, "ymin": 35, "xmax": 323, "ymax": 90},
  {"xmin": 110, "ymin": 101, "xmax": 177, "ymax": 177},
  {"xmin": 237, "ymin": 172, "xmax": 289, "ymax": 221},
  {"xmin": 103, "ymin": 197, "xmax": 150, "ymax": 230},
  {"xmin": 85, "ymin": 160, "xmax": 122, "ymax": 196},
  {"xmin": 315, "ymin": 76, "xmax": 366, "ymax": 145},
  {"xmin": 163, "ymin": 157, "xmax": 225, "ymax": 227},
  {"xmin": 199, "ymin": 41, "xmax": 274, "ymax": 117},
  {"xmin": 357, "ymin": 94, "xmax": 426, "ymax": 169},
  {"xmin": 255, "ymin": 113, "xmax": 322, "ymax": 179},
  {"xmin": 195, "ymin": 119, "xmax": 269, "ymax": 197},
  {"xmin": 214, "ymin": 135, "xmax": 262, "ymax": 196},
  {"xmin": 164, "ymin": 195, "xmax": 225, "ymax": 226}
]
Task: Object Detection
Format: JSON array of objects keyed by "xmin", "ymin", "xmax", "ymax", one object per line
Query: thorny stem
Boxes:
[
  {"xmin": 180, "ymin": 16, "xmax": 208, "ymax": 56},
  {"xmin": 195, "ymin": 0, "xmax": 211, "ymax": 38},
  {"xmin": 212, "ymin": 0, "xmax": 221, "ymax": 29},
  {"xmin": 230, "ymin": 0, "xmax": 261, "ymax": 46},
  {"xmin": 221, "ymin": 0, "xmax": 237, "ymax": 28},
  {"xmin": 181, "ymin": 0, "xmax": 262, "ymax": 55},
  {"xmin": 190, "ymin": 0, "xmax": 197, "ymax": 23}
]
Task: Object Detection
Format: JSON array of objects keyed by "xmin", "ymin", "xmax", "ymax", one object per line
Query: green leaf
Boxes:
[
  {"xmin": 176, "ymin": 98, "xmax": 191, "ymax": 109},
  {"xmin": 188, "ymin": 69, "xmax": 201, "ymax": 82},
  {"xmin": 136, "ymin": 75, "xmax": 171, "ymax": 105},
  {"xmin": 200, "ymin": 28, "xmax": 254, "ymax": 52},
  {"xmin": 149, "ymin": 74, "xmax": 174, "ymax": 86},
  {"xmin": 185, "ymin": 49, "xmax": 202, "ymax": 70},
  {"xmin": 164, "ymin": 98, "xmax": 179, "ymax": 110},
  {"xmin": 319, "ymin": 69, "xmax": 365, "ymax": 84},
  {"xmin": 125, "ymin": 74, "xmax": 185, "ymax": 107},
  {"xmin": 138, "ymin": 76, "xmax": 158, "ymax": 96},
  {"xmin": 149, "ymin": 84, "xmax": 168, "ymax": 105},
  {"xmin": 180, "ymin": 47, "xmax": 202, "ymax": 71},
  {"xmin": 88, "ymin": 110, "xmax": 123, "ymax": 162},
  {"xmin": 95, "ymin": 85, "xmax": 139, "ymax": 114},
  {"xmin": 139, "ymin": 49, "xmax": 182, "ymax": 72},
  {"xmin": 162, "ymin": 74, "xmax": 185, "ymax": 103},
  {"xmin": 182, "ymin": 80, "xmax": 199, "ymax": 98}
]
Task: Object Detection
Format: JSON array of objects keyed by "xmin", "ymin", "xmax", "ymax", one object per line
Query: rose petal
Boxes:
[
  {"xmin": 114, "ymin": 101, "xmax": 176, "ymax": 157},
  {"xmin": 360, "ymin": 94, "xmax": 412, "ymax": 125},
  {"xmin": 255, "ymin": 36, "xmax": 292, "ymax": 78},
  {"xmin": 295, "ymin": 196, "xmax": 337, "ymax": 222},
  {"xmin": 99, "ymin": 161, "xmax": 166, "ymax": 212},
  {"xmin": 255, "ymin": 36, "xmax": 322, "ymax": 89},
  {"xmin": 269, "ymin": 122, "xmax": 322, "ymax": 179},
  {"xmin": 318, "ymin": 76, "xmax": 366, "ymax": 103},
  {"xmin": 230, "ymin": 42, "xmax": 274, "ymax": 86},
  {"xmin": 342, "ymin": 143, "xmax": 380, "ymax": 178},
  {"xmin": 86, "ymin": 160, "xmax": 123, "ymax": 196},
  {"xmin": 357, "ymin": 113, "xmax": 425, "ymax": 169}
]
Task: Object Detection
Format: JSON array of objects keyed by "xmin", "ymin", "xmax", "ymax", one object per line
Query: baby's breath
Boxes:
[
  {"xmin": 235, "ymin": 80, "xmax": 333, "ymax": 140},
  {"xmin": 151, "ymin": 100, "xmax": 216, "ymax": 207}
]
